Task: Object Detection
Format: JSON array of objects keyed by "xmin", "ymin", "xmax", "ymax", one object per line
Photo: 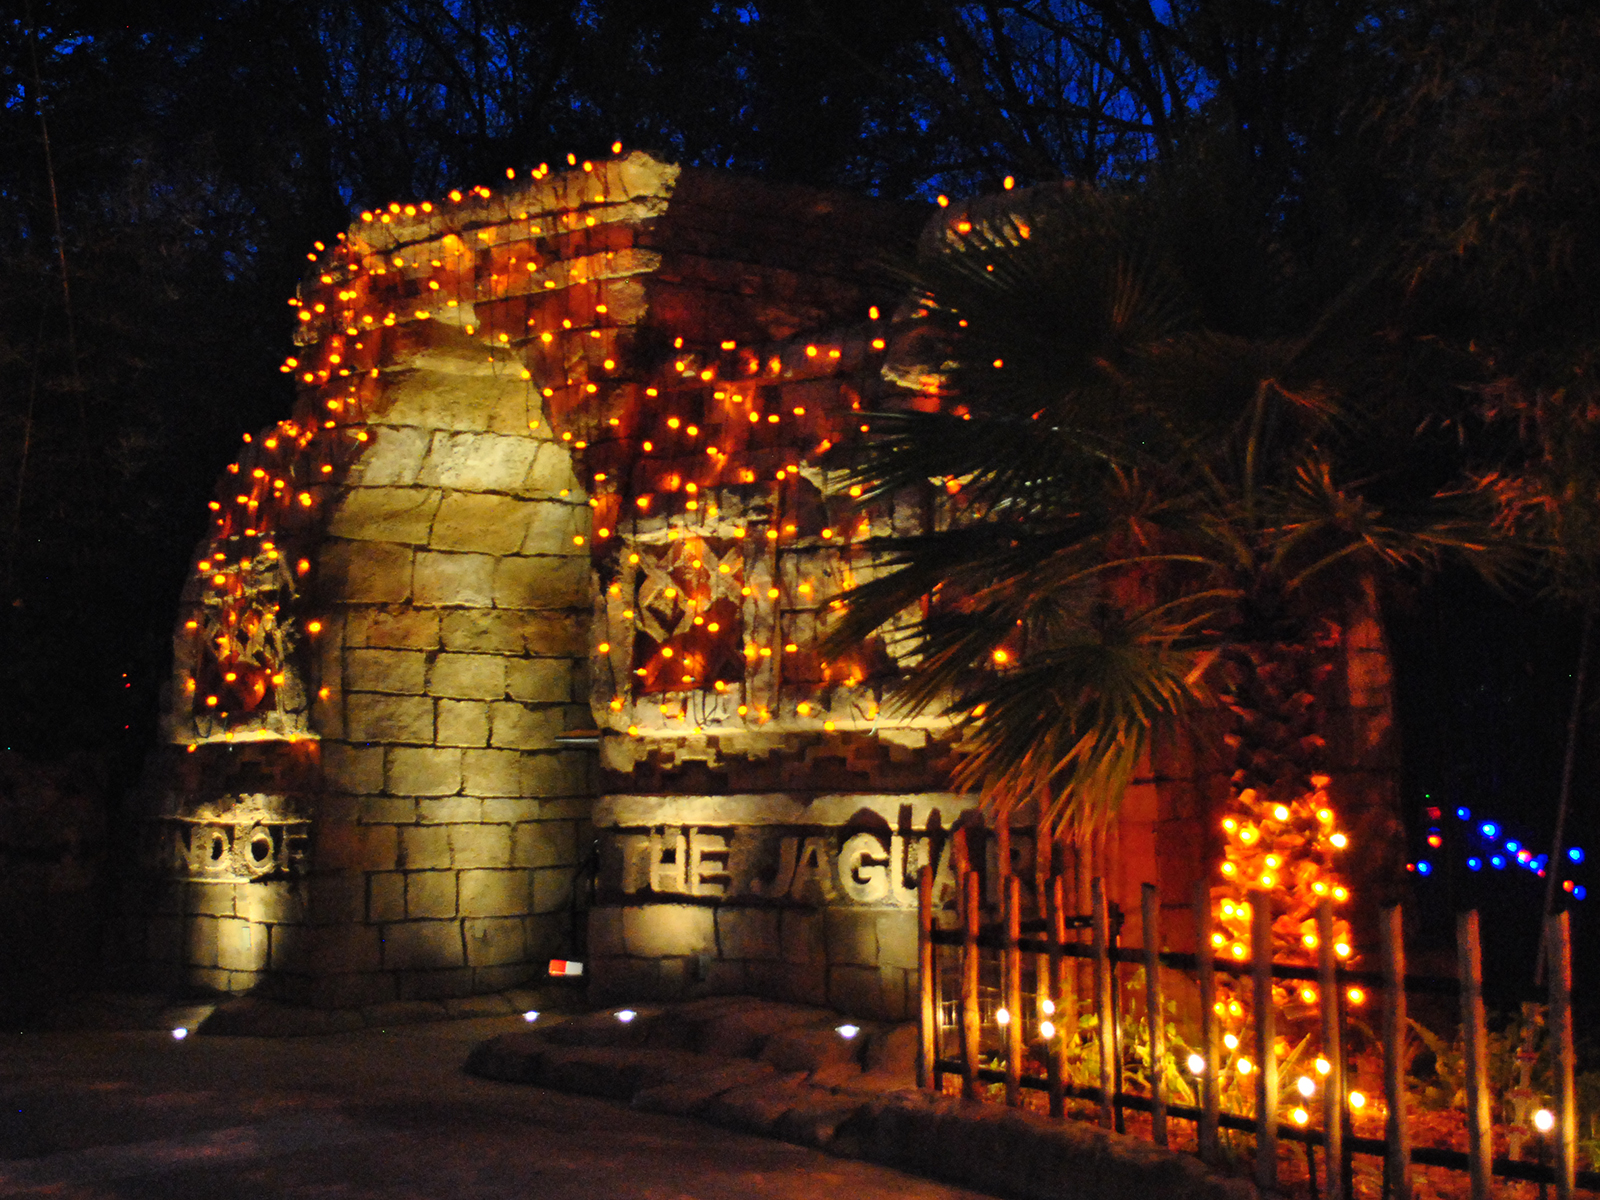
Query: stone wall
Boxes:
[
  {"xmin": 131, "ymin": 334, "xmax": 595, "ymax": 1006},
  {"xmin": 284, "ymin": 334, "xmax": 594, "ymax": 1006},
  {"xmin": 130, "ymin": 151, "xmax": 1402, "ymax": 1009}
]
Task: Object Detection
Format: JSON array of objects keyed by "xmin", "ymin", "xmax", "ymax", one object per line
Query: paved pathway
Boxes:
[{"xmin": 0, "ymin": 1015, "xmax": 995, "ymax": 1198}]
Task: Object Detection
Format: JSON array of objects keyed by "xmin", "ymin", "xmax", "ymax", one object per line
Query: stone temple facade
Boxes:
[{"xmin": 124, "ymin": 153, "xmax": 1404, "ymax": 1018}]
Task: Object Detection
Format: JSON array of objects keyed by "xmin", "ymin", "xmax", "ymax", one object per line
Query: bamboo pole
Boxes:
[
  {"xmin": 1004, "ymin": 874, "xmax": 1023, "ymax": 1106},
  {"xmin": 1317, "ymin": 899, "xmax": 1345, "ymax": 1200},
  {"xmin": 918, "ymin": 863, "xmax": 936, "ymax": 1091},
  {"xmin": 1251, "ymin": 889, "xmax": 1279, "ymax": 1194},
  {"xmin": 1548, "ymin": 910, "xmax": 1577, "ymax": 1200},
  {"xmin": 1141, "ymin": 882, "xmax": 1168, "ymax": 1146},
  {"xmin": 1458, "ymin": 910, "xmax": 1492, "ymax": 1200},
  {"xmin": 1380, "ymin": 906, "xmax": 1413, "ymax": 1200},
  {"xmin": 1091, "ymin": 876, "xmax": 1116, "ymax": 1129},
  {"xmin": 1048, "ymin": 874, "xmax": 1068, "ymax": 1117},
  {"xmin": 1195, "ymin": 878, "xmax": 1220, "ymax": 1164},
  {"xmin": 997, "ymin": 818, "xmax": 1011, "ymax": 896},
  {"xmin": 1036, "ymin": 819, "xmax": 1054, "ymax": 1034},
  {"xmin": 961, "ymin": 869, "xmax": 981, "ymax": 1100}
]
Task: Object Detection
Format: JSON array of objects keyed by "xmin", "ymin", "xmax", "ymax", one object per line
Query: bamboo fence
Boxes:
[{"xmin": 917, "ymin": 864, "xmax": 1595, "ymax": 1199}]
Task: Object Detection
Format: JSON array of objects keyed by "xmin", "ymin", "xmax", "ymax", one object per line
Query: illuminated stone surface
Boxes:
[{"xmin": 125, "ymin": 152, "xmax": 1400, "ymax": 1017}]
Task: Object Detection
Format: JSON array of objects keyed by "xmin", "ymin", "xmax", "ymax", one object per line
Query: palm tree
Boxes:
[{"xmin": 825, "ymin": 183, "xmax": 1499, "ymax": 985}]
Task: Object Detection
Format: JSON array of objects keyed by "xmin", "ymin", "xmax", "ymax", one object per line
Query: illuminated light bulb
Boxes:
[
  {"xmin": 1041, "ymin": 999, "xmax": 1055, "ymax": 1016},
  {"xmin": 1297, "ymin": 1075, "xmax": 1315, "ymax": 1098},
  {"xmin": 1303, "ymin": 933, "xmax": 1318, "ymax": 949},
  {"xmin": 995, "ymin": 1008, "xmax": 1010, "ymax": 1027},
  {"xmin": 797, "ymin": 702, "xmax": 811, "ymax": 715},
  {"xmin": 768, "ymin": 587, "xmax": 780, "ymax": 599},
  {"xmin": 661, "ymin": 648, "xmax": 674, "ymax": 659},
  {"xmin": 1332, "ymin": 887, "xmax": 1348, "ymax": 902},
  {"xmin": 206, "ymin": 695, "xmax": 219, "ymax": 707},
  {"xmin": 1228, "ymin": 1001, "xmax": 1243, "ymax": 1017},
  {"xmin": 1330, "ymin": 833, "xmax": 1348, "ymax": 849},
  {"xmin": 573, "ymin": 535, "xmax": 585, "ymax": 546},
  {"xmin": 1273, "ymin": 805, "xmax": 1290, "ymax": 821},
  {"xmin": 1223, "ymin": 818, "xmax": 1238, "ymax": 832},
  {"xmin": 1224, "ymin": 1034, "xmax": 1239, "ymax": 1051},
  {"xmin": 1039, "ymin": 1021, "xmax": 1055, "ymax": 1039},
  {"xmin": 1264, "ymin": 855, "xmax": 1280, "ymax": 869},
  {"xmin": 1347, "ymin": 987, "xmax": 1365, "ymax": 1005},
  {"xmin": 1231, "ymin": 944, "xmax": 1246, "ymax": 959},
  {"xmin": 598, "ymin": 643, "xmax": 610, "ymax": 653},
  {"xmin": 836, "ymin": 1024, "xmax": 860, "ymax": 1039},
  {"xmin": 1301, "ymin": 988, "xmax": 1317, "ymax": 1004},
  {"xmin": 936, "ymin": 195, "xmax": 949, "ymax": 207},
  {"xmin": 1238, "ymin": 828, "xmax": 1256, "ymax": 844},
  {"xmin": 1335, "ymin": 943, "xmax": 1351, "ymax": 958},
  {"xmin": 1003, "ymin": 175, "xmax": 1015, "ymax": 189},
  {"xmin": 627, "ymin": 725, "xmax": 639, "ymax": 736},
  {"xmin": 992, "ymin": 649, "xmax": 1010, "ymax": 664},
  {"xmin": 306, "ymin": 621, "xmax": 323, "ymax": 634},
  {"xmin": 1211, "ymin": 932, "xmax": 1226, "ymax": 947},
  {"xmin": 1236, "ymin": 1058, "xmax": 1252, "ymax": 1076},
  {"xmin": 1315, "ymin": 1057, "xmax": 1331, "ymax": 1076},
  {"xmin": 1535, "ymin": 1108, "xmax": 1555, "ymax": 1133},
  {"xmin": 1188, "ymin": 1053, "xmax": 1206, "ymax": 1075},
  {"xmin": 1348, "ymin": 1091, "xmax": 1365, "ymax": 1110},
  {"xmin": 1260, "ymin": 874, "xmax": 1274, "ymax": 887},
  {"xmin": 1293, "ymin": 1108, "xmax": 1309, "ymax": 1126},
  {"xmin": 1221, "ymin": 862, "xmax": 1237, "ymax": 876},
  {"xmin": 1312, "ymin": 881, "xmax": 1328, "ymax": 895}
]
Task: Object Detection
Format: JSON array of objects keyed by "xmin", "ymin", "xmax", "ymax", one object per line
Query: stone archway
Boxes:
[{"xmin": 125, "ymin": 152, "xmax": 1402, "ymax": 1017}]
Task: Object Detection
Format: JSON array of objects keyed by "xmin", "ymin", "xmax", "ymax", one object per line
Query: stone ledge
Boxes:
[{"xmin": 463, "ymin": 997, "xmax": 1258, "ymax": 1200}]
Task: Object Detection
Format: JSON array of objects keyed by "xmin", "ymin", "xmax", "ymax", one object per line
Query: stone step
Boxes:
[{"xmin": 466, "ymin": 997, "xmax": 1259, "ymax": 1200}]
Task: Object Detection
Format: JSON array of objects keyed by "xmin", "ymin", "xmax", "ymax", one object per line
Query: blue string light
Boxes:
[{"xmin": 1418, "ymin": 803, "xmax": 1583, "ymax": 897}]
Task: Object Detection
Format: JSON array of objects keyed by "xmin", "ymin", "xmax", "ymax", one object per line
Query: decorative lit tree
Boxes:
[{"xmin": 825, "ymin": 181, "xmax": 1501, "ymax": 1079}]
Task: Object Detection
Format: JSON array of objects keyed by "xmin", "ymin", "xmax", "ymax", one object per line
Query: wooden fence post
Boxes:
[
  {"xmin": 918, "ymin": 863, "xmax": 936, "ymax": 1091},
  {"xmin": 1048, "ymin": 874, "xmax": 1068, "ymax": 1117},
  {"xmin": 1380, "ymin": 906, "xmax": 1413, "ymax": 1200},
  {"xmin": 1091, "ymin": 876, "xmax": 1116, "ymax": 1129},
  {"xmin": 1457, "ymin": 910, "xmax": 1491, "ymax": 1200},
  {"xmin": 1548, "ymin": 910, "xmax": 1577, "ymax": 1200},
  {"xmin": 1251, "ymin": 889, "xmax": 1279, "ymax": 1194},
  {"xmin": 1317, "ymin": 899, "xmax": 1345, "ymax": 1200},
  {"xmin": 1195, "ymin": 879, "xmax": 1220, "ymax": 1164},
  {"xmin": 961, "ymin": 868, "xmax": 981, "ymax": 1100},
  {"xmin": 1005, "ymin": 874, "xmax": 1023, "ymax": 1107},
  {"xmin": 1141, "ymin": 882, "xmax": 1168, "ymax": 1146}
]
